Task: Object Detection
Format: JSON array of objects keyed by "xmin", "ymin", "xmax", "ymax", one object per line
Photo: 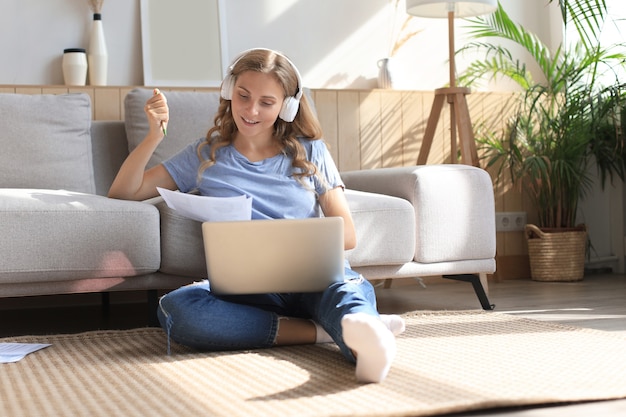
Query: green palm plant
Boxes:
[{"xmin": 459, "ymin": 0, "xmax": 626, "ymax": 229}]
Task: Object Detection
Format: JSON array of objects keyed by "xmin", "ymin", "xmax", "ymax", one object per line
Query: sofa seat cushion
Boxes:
[
  {"xmin": 344, "ymin": 189, "xmax": 415, "ymax": 267},
  {"xmin": 0, "ymin": 93, "xmax": 95, "ymax": 194},
  {"xmin": 0, "ymin": 189, "xmax": 160, "ymax": 283}
]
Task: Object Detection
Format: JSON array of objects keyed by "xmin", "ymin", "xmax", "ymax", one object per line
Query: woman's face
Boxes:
[{"xmin": 231, "ymin": 70, "xmax": 284, "ymax": 140}]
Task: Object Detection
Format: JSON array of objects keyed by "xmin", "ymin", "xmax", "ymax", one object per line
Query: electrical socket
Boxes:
[{"xmin": 495, "ymin": 212, "xmax": 527, "ymax": 232}]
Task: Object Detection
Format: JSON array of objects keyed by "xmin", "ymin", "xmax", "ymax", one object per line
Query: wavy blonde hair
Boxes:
[{"xmin": 196, "ymin": 49, "xmax": 325, "ymax": 189}]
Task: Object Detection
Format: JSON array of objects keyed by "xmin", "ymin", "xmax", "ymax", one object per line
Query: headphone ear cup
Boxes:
[
  {"xmin": 220, "ymin": 74, "xmax": 235, "ymax": 100},
  {"xmin": 279, "ymin": 96, "xmax": 300, "ymax": 122}
]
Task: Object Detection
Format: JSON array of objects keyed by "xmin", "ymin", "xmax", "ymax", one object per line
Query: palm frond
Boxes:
[
  {"xmin": 465, "ymin": 2, "xmax": 555, "ymax": 81},
  {"xmin": 553, "ymin": 0, "xmax": 608, "ymax": 53}
]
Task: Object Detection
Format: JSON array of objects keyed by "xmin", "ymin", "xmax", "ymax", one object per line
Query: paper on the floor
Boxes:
[
  {"xmin": 157, "ymin": 187, "xmax": 252, "ymax": 222},
  {"xmin": 0, "ymin": 343, "xmax": 51, "ymax": 363}
]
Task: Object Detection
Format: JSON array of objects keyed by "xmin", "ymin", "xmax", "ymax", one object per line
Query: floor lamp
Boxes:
[{"xmin": 406, "ymin": 0, "xmax": 496, "ymax": 166}]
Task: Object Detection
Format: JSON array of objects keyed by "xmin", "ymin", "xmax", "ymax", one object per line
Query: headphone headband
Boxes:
[{"xmin": 220, "ymin": 48, "xmax": 303, "ymax": 122}]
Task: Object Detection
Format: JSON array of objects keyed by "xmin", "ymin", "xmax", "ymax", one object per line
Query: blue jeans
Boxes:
[{"xmin": 156, "ymin": 267, "xmax": 379, "ymax": 362}]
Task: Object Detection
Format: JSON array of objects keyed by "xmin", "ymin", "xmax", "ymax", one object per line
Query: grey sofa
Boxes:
[{"xmin": 0, "ymin": 89, "xmax": 496, "ymax": 311}]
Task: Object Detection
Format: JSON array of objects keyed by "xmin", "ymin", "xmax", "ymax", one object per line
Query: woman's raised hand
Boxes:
[{"xmin": 145, "ymin": 88, "xmax": 169, "ymax": 138}]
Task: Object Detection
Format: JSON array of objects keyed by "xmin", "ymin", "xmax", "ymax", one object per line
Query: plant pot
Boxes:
[{"xmin": 525, "ymin": 224, "xmax": 587, "ymax": 282}]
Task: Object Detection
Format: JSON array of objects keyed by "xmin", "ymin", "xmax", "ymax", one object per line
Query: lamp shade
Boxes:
[{"xmin": 406, "ymin": 0, "xmax": 497, "ymax": 18}]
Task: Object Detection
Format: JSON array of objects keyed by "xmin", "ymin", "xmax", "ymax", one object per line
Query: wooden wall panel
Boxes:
[
  {"xmin": 14, "ymin": 87, "xmax": 44, "ymax": 95},
  {"xmin": 94, "ymin": 88, "xmax": 122, "ymax": 121},
  {"xmin": 336, "ymin": 91, "xmax": 361, "ymax": 171},
  {"xmin": 400, "ymin": 91, "xmax": 423, "ymax": 166},
  {"xmin": 380, "ymin": 90, "xmax": 404, "ymax": 168},
  {"xmin": 312, "ymin": 90, "xmax": 339, "ymax": 162},
  {"xmin": 359, "ymin": 90, "xmax": 383, "ymax": 170}
]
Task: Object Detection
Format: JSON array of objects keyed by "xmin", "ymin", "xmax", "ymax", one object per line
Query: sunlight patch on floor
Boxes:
[{"xmin": 500, "ymin": 308, "xmax": 626, "ymax": 333}]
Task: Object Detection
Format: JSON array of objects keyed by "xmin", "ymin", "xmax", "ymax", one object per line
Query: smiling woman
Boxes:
[{"xmin": 107, "ymin": 47, "xmax": 408, "ymax": 384}]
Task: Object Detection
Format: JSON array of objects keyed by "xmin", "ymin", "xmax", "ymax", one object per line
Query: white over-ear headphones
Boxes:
[{"xmin": 220, "ymin": 48, "xmax": 303, "ymax": 122}]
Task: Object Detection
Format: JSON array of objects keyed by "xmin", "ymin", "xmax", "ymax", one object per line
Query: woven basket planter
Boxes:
[{"xmin": 525, "ymin": 224, "xmax": 587, "ymax": 282}]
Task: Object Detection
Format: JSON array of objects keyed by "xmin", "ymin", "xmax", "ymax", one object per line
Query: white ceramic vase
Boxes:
[
  {"xmin": 377, "ymin": 57, "xmax": 395, "ymax": 89},
  {"xmin": 88, "ymin": 13, "xmax": 108, "ymax": 86}
]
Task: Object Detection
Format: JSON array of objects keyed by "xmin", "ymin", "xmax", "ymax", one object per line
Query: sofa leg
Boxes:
[
  {"xmin": 147, "ymin": 290, "xmax": 159, "ymax": 327},
  {"xmin": 101, "ymin": 292, "xmax": 110, "ymax": 324},
  {"xmin": 442, "ymin": 274, "xmax": 495, "ymax": 310}
]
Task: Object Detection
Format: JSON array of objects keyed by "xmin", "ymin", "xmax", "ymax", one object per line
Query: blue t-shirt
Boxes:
[{"xmin": 162, "ymin": 137, "xmax": 344, "ymax": 219}]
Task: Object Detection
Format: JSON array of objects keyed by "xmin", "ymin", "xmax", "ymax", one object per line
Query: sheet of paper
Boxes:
[
  {"xmin": 0, "ymin": 343, "xmax": 51, "ymax": 363},
  {"xmin": 157, "ymin": 187, "xmax": 252, "ymax": 222}
]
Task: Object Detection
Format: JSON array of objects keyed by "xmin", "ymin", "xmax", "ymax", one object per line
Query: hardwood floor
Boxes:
[
  {"xmin": 376, "ymin": 273, "xmax": 626, "ymax": 336},
  {"xmin": 376, "ymin": 273, "xmax": 626, "ymax": 417},
  {"xmin": 2, "ymin": 273, "xmax": 625, "ymax": 416}
]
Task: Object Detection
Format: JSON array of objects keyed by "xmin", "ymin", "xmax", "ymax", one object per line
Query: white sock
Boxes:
[
  {"xmin": 313, "ymin": 321, "xmax": 333, "ymax": 344},
  {"xmin": 313, "ymin": 315, "xmax": 405, "ymax": 343},
  {"xmin": 341, "ymin": 313, "xmax": 396, "ymax": 383},
  {"xmin": 380, "ymin": 314, "xmax": 406, "ymax": 336}
]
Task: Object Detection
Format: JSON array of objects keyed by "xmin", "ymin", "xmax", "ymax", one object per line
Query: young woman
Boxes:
[{"xmin": 109, "ymin": 48, "xmax": 405, "ymax": 383}]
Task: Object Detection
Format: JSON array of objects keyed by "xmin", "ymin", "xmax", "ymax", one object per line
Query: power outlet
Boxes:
[{"xmin": 495, "ymin": 212, "xmax": 527, "ymax": 232}]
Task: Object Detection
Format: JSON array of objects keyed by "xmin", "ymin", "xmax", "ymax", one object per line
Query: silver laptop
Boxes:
[{"xmin": 201, "ymin": 217, "xmax": 345, "ymax": 294}]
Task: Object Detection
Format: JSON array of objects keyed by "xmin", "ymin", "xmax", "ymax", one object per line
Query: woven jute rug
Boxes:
[{"xmin": 2, "ymin": 310, "xmax": 626, "ymax": 417}]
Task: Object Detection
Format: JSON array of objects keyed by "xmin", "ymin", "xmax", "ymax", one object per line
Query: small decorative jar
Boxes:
[{"xmin": 62, "ymin": 48, "xmax": 88, "ymax": 86}]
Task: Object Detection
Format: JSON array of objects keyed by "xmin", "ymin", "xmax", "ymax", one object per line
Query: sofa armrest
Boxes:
[{"xmin": 341, "ymin": 165, "xmax": 496, "ymax": 264}]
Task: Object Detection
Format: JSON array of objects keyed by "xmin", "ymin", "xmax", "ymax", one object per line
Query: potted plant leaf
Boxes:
[{"xmin": 459, "ymin": 0, "xmax": 626, "ymax": 281}]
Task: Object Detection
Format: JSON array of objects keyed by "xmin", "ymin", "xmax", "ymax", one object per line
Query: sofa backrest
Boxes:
[
  {"xmin": 90, "ymin": 120, "xmax": 129, "ymax": 196},
  {"xmin": 0, "ymin": 92, "xmax": 96, "ymax": 194},
  {"xmin": 2, "ymin": 88, "xmax": 317, "ymax": 197},
  {"xmin": 124, "ymin": 88, "xmax": 220, "ymax": 169},
  {"xmin": 92, "ymin": 88, "xmax": 222, "ymax": 196}
]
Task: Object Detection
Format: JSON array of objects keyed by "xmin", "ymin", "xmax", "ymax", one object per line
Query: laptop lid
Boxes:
[{"xmin": 201, "ymin": 217, "xmax": 345, "ymax": 294}]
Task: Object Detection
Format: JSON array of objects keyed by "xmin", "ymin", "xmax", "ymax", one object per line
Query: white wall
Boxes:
[
  {"xmin": 0, "ymin": 0, "xmax": 143, "ymax": 86},
  {"xmin": 0, "ymin": 0, "xmax": 555, "ymax": 90}
]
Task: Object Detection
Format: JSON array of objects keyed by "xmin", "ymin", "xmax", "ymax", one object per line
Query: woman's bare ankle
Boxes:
[{"xmin": 274, "ymin": 317, "xmax": 317, "ymax": 345}]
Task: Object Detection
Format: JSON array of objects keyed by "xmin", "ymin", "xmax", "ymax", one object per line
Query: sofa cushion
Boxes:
[
  {"xmin": 124, "ymin": 88, "xmax": 220, "ymax": 169},
  {"xmin": 0, "ymin": 189, "xmax": 161, "ymax": 283},
  {"xmin": 344, "ymin": 189, "xmax": 415, "ymax": 267},
  {"xmin": 412, "ymin": 165, "xmax": 496, "ymax": 263},
  {"xmin": 152, "ymin": 198, "xmax": 207, "ymax": 278},
  {"xmin": 342, "ymin": 165, "xmax": 497, "ymax": 264},
  {"xmin": 0, "ymin": 93, "xmax": 95, "ymax": 194},
  {"xmin": 154, "ymin": 188, "xmax": 415, "ymax": 278}
]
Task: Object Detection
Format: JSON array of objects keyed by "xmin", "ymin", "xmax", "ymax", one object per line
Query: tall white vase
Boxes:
[{"xmin": 88, "ymin": 13, "xmax": 108, "ymax": 86}]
